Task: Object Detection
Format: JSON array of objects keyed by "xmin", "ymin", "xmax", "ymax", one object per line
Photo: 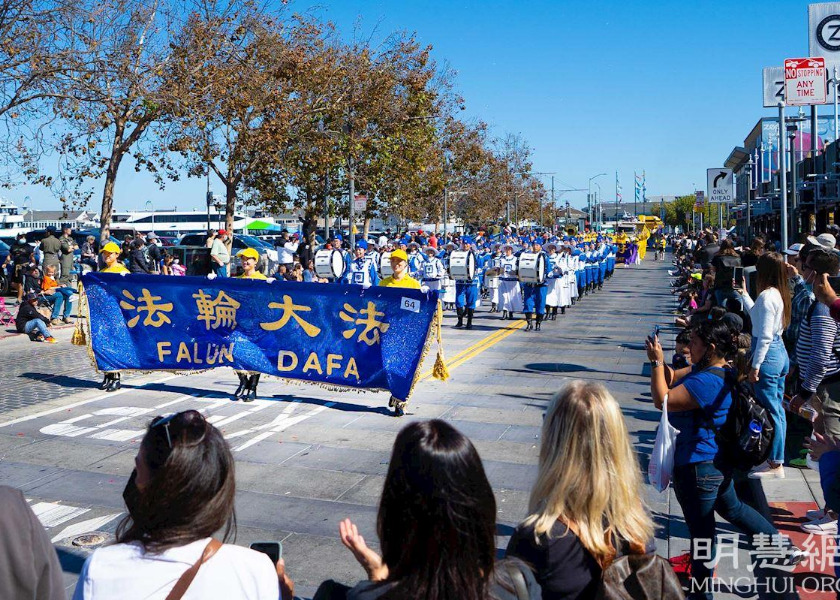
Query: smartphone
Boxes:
[
  {"xmin": 829, "ymin": 276, "xmax": 840, "ymax": 295},
  {"xmin": 250, "ymin": 541, "xmax": 282, "ymax": 563},
  {"xmin": 650, "ymin": 325, "xmax": 660, "ymax": 339},
  {"xmin": 733, "ymin": 267, "xmax": 744, "ymax": 286}
]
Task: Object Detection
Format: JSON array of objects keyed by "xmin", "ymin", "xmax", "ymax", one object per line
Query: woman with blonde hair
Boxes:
[{"xmin": 506, "ymin": 380, "xmax": 654, "ymax": 599}]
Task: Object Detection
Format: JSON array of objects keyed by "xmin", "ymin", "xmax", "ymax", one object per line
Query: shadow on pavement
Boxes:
[
  {"xmin": 19, "ymin": 373, "xmax": 100, "ymax": 389},
  {"xmin": 57, "ymin": 547, "xmax": 86, "ymax": 574}
]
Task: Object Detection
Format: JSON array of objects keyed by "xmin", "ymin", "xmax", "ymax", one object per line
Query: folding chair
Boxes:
[{"xmin": 0, "ymin": 296, "xmax": 14, "ymax": 327}]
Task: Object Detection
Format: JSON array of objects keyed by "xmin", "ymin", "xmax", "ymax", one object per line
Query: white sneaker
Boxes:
[
  {"xmin": 800, "ymin": 515, "xmax": 838, "ymax": 536},
  {"xmin": 747, "ymin": 463, "xmax": 785, "ymax": 479},
  {"xmin": 806, "ymin": 508, "xmax": 826, "ymax": 520}
]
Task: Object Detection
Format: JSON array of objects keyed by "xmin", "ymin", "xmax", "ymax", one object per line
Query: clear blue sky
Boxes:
[{"xmin": 12, "ymin": 0, "xmax": 819, "ymax": 213}]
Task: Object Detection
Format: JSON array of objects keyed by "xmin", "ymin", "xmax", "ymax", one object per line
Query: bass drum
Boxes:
[
  {"xmin": 448, "ymin": 250, "xmax": 476, "ymax": 281},
  {"xmin": 379, "ymin": 251, "xmax": 394, "ymax": 278},
  {"xmin": 518, "ymin": 252, "xmax": 547, "ymax": 284},
  {"xmin": 314, "ymin": 248, "xmax": 345, "ymax": 280}
]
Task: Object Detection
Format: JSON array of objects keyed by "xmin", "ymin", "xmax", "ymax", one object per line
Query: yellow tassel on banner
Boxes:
[
  {"xmin": 432, "ymin": 300, "xmax": 449, "ymax": 381},
  {"xmin": 72, "ymin": 280, "xmax": 87, "ymax": 346}
]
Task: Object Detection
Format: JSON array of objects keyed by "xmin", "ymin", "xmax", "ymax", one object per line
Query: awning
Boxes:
[{"xmin": 245, "ymin": 220, "xmax": 283, "ymax": 231}]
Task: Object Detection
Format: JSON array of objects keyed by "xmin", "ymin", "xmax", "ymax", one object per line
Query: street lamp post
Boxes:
[
  {"xmin": 588, "ymin": 173, "xmax": 606, "ymax": 231},
  {"xmin": 788, "ymin": 124, "xmax": 799, "ymax": 240},
  {"xmin": 145, "ymin": 200, "xmax": 154, "ymax": 233},
  {"xmin": 745, "ymin": 156, "xmax": 753, "ymax": 243},
  {"xmin": 22, "ymin": 195, "xmax": 30, "ymax": 229}
]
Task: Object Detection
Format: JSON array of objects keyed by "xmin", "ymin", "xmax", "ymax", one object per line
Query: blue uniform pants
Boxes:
[
  {"xmin": 598, "ymin": 262, "xmax": 607, "ymax": 283},
  {"xmin": 455, "ymin": 282, "xmax": 479, "ymax": 308},
  {"xmin": 523, "ymin": 284, "xmax": 547, "ymax": 315}
]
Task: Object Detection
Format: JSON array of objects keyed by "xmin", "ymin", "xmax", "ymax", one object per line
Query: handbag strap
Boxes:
[
  {"xmin": 165, "ymin": 539, "xmax": 223, "ymax": 600},
  {"xmin": 503, "ymin": 561, "xmax": 531, "ymax": 600}
]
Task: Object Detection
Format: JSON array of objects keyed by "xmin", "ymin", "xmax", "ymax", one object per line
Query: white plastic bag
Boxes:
[{"xmin": 648, "ymin": 395, "xmax": 680, "ymax": 492}]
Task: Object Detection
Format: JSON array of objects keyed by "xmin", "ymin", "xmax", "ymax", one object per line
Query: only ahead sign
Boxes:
[
  {"xmin": 784, "ymin": 57, "xmax": 827, "ymax": 105},
  {"xmin": 707, "ymin": 168, "xmax": 733, "ymax": 204}
]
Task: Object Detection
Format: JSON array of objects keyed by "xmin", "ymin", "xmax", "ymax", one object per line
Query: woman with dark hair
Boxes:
[
  {"xmin": 327, "ymin": 420, "xmax": 539, "ymax": 600},
  {"xmin": 72, "ymin": 410, "xmax": 293, "ymax": 600},
  {"xmin": 737, "ymin": 252, "xmax": 792, "ymax": 479},
  {"xmin": 741, "ymin": 237, "xmax": 764, "ymax": 268},
  {"xmin": 711, "ymin": 238, "xmax": 742, "ymax": 309},
  {"xmin": 647, "ymin": 316, "xmax": 802, "ymax": 599}
]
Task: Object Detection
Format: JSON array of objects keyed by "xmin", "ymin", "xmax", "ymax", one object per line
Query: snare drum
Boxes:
[
  {"xmin": 448, "ymin": 250, "xmax": 476, "ymax": 281},
  {"xmin": 518, "ymin": 252, "xmax": 547, "ymax": 284},
  {"xmin": 314, "ymin": 248, "xmax": 346, "ymax": 280},
  {"xmin": 379, "ymin": 251, "xmax": 394, "ymax": 278},
  {"xmin": 486, "ymin": 275, "xmax": 500, "ymax": 290}
]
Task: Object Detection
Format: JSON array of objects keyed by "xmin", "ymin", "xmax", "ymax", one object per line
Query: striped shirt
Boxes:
[
  {"xmin": 796, "ymin": 301, "xmax": 840, "ymax": 394},
  {"xmin": 787, "ymin": 275, "xmax": 815, "ymax": 364}
]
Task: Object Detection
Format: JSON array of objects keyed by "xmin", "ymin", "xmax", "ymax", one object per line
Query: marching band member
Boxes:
[
  {"xmin": 563, "ymin": 244, "xmax": 577, "ymax": 308},
  {"xmin": 344, "ymin": 240, "xmax": 379, "ymax": 288},
  {"xmin": 98, "ymin": 242, "xmax": 130, "ymax": 392},
  {"xmin": 522, "ymin": 242, "xmax": 548, "ymax": 331},
  {"xmin": 544, "ymin": 244, "xmax": 563, "ymax": 320},
  {"xmin": 420, "ymin": 246, "xmax": 445, "ymax": 293},
  {"xmin": 454, "ymin": 244, "xmax": 481, "ymax": 330},
  {"xmin": 573, "ymin": 243, "xmax": 586, "ymax": 300},
  {"xmin": 407, "ymin": 242, "xmax": 424, "ymax": 279},
  {"xmin": 487, "ymin": 245, "xmax": 503, "ymax": 312},
  {"xmin": 234, "ymin": 247, "xmax": 267, "ymax": 402},
  {"xmin": 378, "ymin": 249, "xmax": 420, "ymax": 417},
  {"xmin": 441, "ymin": 243, "xmax": 457, "ymax": 310},
  {"xmin": 498, "ymin": 245, "xmax": 523, "ymax": 319}
]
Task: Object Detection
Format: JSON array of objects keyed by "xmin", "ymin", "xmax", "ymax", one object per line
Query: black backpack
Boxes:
[{"xmin": 710, "ymin": 369, "xmax": 775, "ymax": 471}]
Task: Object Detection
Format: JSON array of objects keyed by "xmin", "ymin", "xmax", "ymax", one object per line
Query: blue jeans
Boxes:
[
  {"xmin": 23, "ymin": 318, "xmax": 50, "ymax": 338},
  {"xmin": 714, "ymin": 288, "xmax": 741, "ymax": 311},
  {"xmin": 673, "ymin": 460, "xmax": 780, "ymax": 600},
  {"xmin": 214, "ymin": 264, "xmax": 228, "ymax": 278},
  {"xmin": 751, "ymin": 336, "xmax": 789, "ymax": 464},
  {"xmin": 47, "ymin": 287, "xmax": 74, "ymax": 319}
]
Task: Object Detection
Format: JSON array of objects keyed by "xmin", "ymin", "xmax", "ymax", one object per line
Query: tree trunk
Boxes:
[
  {"xmin": 363, "ymin": 217, "xmax": 371, "ymax": 240},
  {"xmin": 99, "ymin": 124, "xmax": 126, "ymax": 244},
  {"xmin": 225, "ymin": 182, "xmax": 237, "ymax": 246}
]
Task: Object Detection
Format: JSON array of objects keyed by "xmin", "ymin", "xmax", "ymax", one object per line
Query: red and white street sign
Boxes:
[
  {"xmin": 353, "ymin": 194, "xmax": 367, "ymax": 212},
  {"xmin": 784, "ymin": 57, "xmax": 827, "ymax": 105}
]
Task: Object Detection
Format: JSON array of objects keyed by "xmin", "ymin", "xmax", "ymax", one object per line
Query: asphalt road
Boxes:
[{"xmin": 0, "ymin": 259, "xmax": 673, "ymax": 598}]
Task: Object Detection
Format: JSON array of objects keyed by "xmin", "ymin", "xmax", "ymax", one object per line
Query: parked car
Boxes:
[{"xmin": 172, "ymin": 234, "xmax": 274, "ymax": 276}]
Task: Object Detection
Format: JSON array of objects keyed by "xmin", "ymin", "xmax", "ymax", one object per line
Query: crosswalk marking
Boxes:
[
  {"xmin": 50, "ymin": 513, "xmax": 122, "ymax": 544},
  {"xmin": 31, "ymin": 502, "xmax": 90, "ymax": 528}
]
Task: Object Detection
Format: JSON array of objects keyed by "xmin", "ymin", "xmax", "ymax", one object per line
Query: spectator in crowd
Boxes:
[
  {"xmin": 737, "ymin": 252, "xmax": 791, "ymax": 479},
  {"xmin": 72, "ymin": 410, "xmax": 293, "ymax": 600},
  {"xmin": 693, "ymin": 233, "xmax": 719, "ymax": 270},
  {"xmin": 672, "ymin": 328, "xmax": 692, "ymax": 369},
  {"xmin": 80, "ymin": 235, "xmax": 98, "ymax": 271},
  {"xmin": 0, "ymin": 485, "xmax": 65, "ymax": 600},
  {"xmin": 328, "ymin": 419, "xmax": 539, "ymax": 600},
  {"xmin": 210, "ymin": 230, "xmax": 230, "ymax": 277},
  {"xmin": 506, "ymin": 381, "xmax": 654, "ymax": 599},
  {"xmin": 171, "ymin": 256, "xmax": 186, "ymax": 276},
  {"xmin": 58, "ymin": 224, "xmax": 77, "ymax": 284},
  {"xmin": 121, "ymin": 235, "xmax": 134, "ymax": 261},
  {"xmin": 146, "ymin": 233, "xmax": 162, "ymax": 273},
  {"xmin": 790, "ymin": 249, "xmax": 840, "ymax": 535},
  {"xmin": 290, "ymin": 263, "xmax": 304, "ymax": 282},
  {"xmin": 41, "ymin": 264, "xmax": 75, "ymax": 325},
  {"xmin": 15, "ymin": 291, "xmax": 56, "ymax": 343},
  {"xmin": 161, "ymin": 253, "xmax": 174, "ymax": 276},
  {"xmin": 41, "ymin": 226, "xmax": 61, "ymax": 275},
  {"xmin": 275, "ymin": 231, "xmax": 298, "ymax": 270},
  {"xmin": 785, "ymin": 243, "xmax": 817, "ymax": 366},
  {"xmin": 647, "ymin": 315, "xmax": 800, "ymax": 598},
  {"xmin": 298, "ymin": 231, "xmax": 316, "ymax": 268},
  {"xmin": 741, "ymin": 237, "xmax": 764, "ymax": 268},
  {"xmin": 6, "ymin": 232, "xmax": 33, "ymax": 303},
  {"xmin": 711, "ymin": 238, "xmax": 741, "ymax": 309},
  {"xmin": 129, "ymin": 238, "xmax": 152, "ymax": 274}
]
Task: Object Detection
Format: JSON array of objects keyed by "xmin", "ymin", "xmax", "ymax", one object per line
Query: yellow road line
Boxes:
[{"xmin": 419, "ymin": 320, "xmax": 526, "ymax": 381}]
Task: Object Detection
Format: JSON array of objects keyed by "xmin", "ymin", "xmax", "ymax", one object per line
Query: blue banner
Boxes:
[{"xmin": 82, "ymin": 273, "xmax": 439, "ymax": 400}]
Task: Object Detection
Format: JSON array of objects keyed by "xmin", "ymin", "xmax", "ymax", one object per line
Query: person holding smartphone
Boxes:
[
  {"xmin": 72, "ymin": 411, "xmax": 294, "ymax": 600},
  {"xmin": 735, "ymin": 252, "xmax": 791, "ymax": 479},
  {"xmin": 710, "ymin": 239, "xmax": 741, "ymax": 310}
]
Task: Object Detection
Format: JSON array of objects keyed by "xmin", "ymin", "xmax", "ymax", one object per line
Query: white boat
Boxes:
[
  {"xmin": 112, "ymin": 209, "xmax": 251, "ymax": 235},
  {"xmin": 0, "ymin": 199, "xmax": 28, "ymax": 237}
]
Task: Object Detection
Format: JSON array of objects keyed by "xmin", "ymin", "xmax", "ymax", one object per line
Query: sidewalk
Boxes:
[
  {"xmin": 653, "ymin": 256, "xmax": 830, "ymax": 600},
  {"xmin": 0, "ymin": 295, "xmax": 78, "ymax": 340}
]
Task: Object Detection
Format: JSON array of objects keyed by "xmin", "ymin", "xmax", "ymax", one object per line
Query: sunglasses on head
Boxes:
[{"xmin": 151, "ymin": 410, "xmax": 207, "ymax": 449}]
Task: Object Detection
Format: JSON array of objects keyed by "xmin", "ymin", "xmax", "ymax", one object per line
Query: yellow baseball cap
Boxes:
[
  {"xmin": 100, "ymin": 242, "xmax": 121, "ymax": 254},
  {"xmin": 390, "ymin": 249, "xmax": 408, "ymax": 262},
  {"xmin": 237, "ymin": 247, "xmax": 260, "ymax": 260}
]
